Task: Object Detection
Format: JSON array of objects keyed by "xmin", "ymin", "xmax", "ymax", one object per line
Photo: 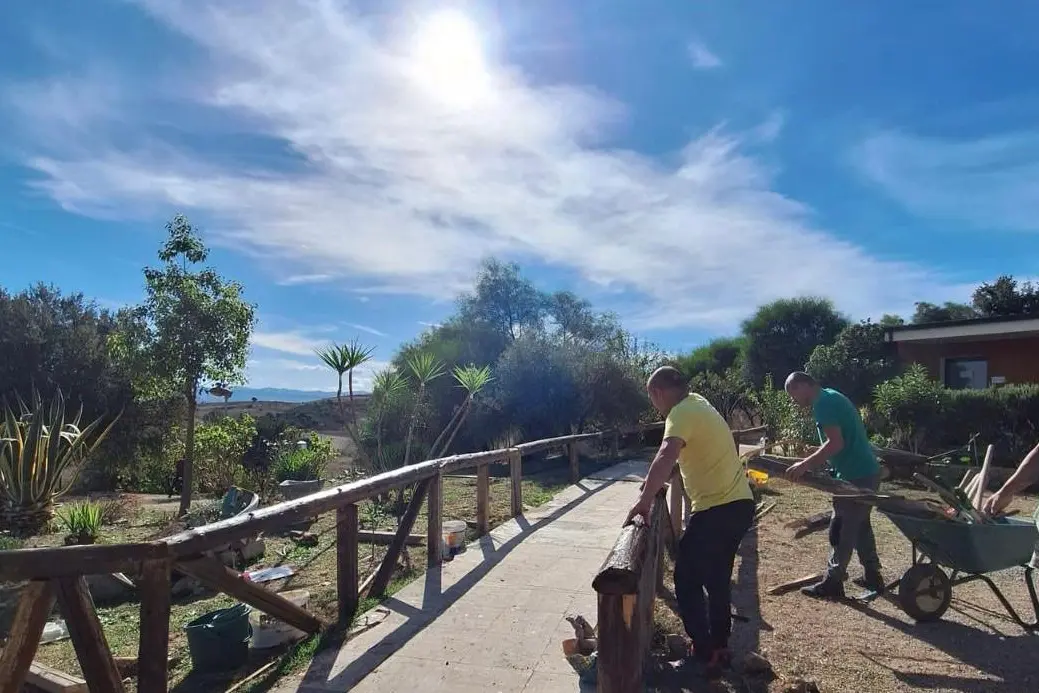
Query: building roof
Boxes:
[{"xmin": 885, "ymin": 314, "xmax": 1039, "ymax": 343}]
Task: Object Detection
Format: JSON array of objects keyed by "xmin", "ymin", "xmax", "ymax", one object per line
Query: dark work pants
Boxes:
[
  {"xmin": 673, "ymin": 498, "xmax": 755, "ymax": 656},
  {"xmin": 825, "ymin": 473, "xmax": 882, "ymax": 583}
]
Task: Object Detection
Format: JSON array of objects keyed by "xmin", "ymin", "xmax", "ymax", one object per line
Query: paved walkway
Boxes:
[{"xmin": 274, "ymin": 459, "xmax": 649, "ymax": 693}]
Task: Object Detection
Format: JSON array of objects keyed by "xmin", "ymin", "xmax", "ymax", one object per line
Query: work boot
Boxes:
[
  {"xmin": 853, "ymin": 570, "xmax": 886, "ymax": 593},
  {"xmin": 800, "ymin": 578, "xmax": 845, "ymax": 600}
]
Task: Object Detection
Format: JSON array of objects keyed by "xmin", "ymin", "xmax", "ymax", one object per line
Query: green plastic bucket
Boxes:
[{"xmin": 184, "ymin": 603, "xmax": 252, "ymax": 673}]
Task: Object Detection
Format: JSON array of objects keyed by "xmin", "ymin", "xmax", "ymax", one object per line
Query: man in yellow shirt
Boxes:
[{"xmin": 626, "ymin": 366, "xmax": 754, "ymax": 678}]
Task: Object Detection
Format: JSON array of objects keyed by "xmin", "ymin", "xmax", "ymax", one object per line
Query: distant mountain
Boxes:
[{"xmin": 199, "ymin": 387, "xmax": 340, "ymax": 404}]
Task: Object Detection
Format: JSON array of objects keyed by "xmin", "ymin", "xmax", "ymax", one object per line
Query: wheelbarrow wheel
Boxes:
[{"xmin": 898, "ymin": 563, "xmax": 952, "ymax": 622}]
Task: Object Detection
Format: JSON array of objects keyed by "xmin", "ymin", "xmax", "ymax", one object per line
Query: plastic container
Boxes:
[
  {"xmin": 251, "ymin": 590, "xmax": 310, "ymax": 649},
  {"xmin": 39, "ymin": 619, "xmax": 69, "ymax": 644},
  {"xmin": 184, "ymin": 603, "xmax": 252, "ymax": 673},
  {"xmin": 442, "ymin": 520, "xmax": 468, "ymax": 559},
  {"xmin": 747, "ymin": 469, "xmax": 769, "ymax": 486}
]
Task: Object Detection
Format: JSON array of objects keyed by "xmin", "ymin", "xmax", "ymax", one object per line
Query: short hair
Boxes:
[
  {"xmin": 648, "ymin": 366, "xmax": 689, "ymax": 392},
  {"xmin": 784, "ymin": 371, "xmax": 817, "ymax": 389}
]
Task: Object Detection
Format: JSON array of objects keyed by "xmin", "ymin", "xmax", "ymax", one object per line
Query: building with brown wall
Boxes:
[{"xmin": 885, "ymin": 315, "xmax": 1039, "ymax": 389}]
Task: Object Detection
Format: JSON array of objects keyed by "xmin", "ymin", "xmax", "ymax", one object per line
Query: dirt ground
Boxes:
[{"xmin": 652, "ymin": 478, "xmax": 1039, "ymax": 693}]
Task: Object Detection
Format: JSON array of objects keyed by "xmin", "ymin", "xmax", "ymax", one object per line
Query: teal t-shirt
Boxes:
[{"xmin": 812, "ymin": 388, "xmax": 879, "ymax": 481}]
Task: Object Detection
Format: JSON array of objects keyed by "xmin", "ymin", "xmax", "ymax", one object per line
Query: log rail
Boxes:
[{"xmin": 0, "ymin": 425, "xmax": 661, "ymax": 693}]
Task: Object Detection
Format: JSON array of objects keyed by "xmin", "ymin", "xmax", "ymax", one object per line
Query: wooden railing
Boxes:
[
  {"xmin": 592, "ymin": 425, "xmax": 766, "ymax": 692},
  {"xmin": 0, "ymin": 426, "xmax": 656, "ymax": 693}
]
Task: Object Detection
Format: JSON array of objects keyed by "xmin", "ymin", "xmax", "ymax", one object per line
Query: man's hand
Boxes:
[
  {"xmin": 982, "ymin": 489, "xmax": 1013, "ymax": 516},
  {"xmin": 625, "ymin": 495, "xmax": 653, "ymax": 526},
  {"xmin": 785, "ymin": 460, "xmax": 811, "ymax": 481}
]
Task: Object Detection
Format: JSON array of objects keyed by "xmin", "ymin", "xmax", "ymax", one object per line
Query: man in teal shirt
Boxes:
[{"xmin": 784, "ymin": 372, "xmax": 884, "ymax": 598}]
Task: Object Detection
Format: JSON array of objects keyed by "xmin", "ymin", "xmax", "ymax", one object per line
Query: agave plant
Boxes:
[
  {"xmin": 57, "ymin": 501, "xmax": 104, "ymax": 545},
  {"xmin": 0, "ymin": 389, "xmax": 119, "ymax": 535}
]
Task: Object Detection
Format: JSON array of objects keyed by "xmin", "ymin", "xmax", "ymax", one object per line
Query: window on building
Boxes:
[{"xmin": 944, "ymin": 358, "xmax": 988, "ymax": 390}]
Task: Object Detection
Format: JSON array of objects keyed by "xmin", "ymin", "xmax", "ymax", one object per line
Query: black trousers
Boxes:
[{"xmin": 673, "ymin": 498, "xmax": 755, "ymax": 655}]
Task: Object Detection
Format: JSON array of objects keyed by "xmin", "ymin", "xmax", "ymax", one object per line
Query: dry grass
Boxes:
[
  {"xmin": 7, "ymin": 467, "xmax": 573, "ymax": 692},
  {"xmin": 651, "ymin": 478, "xmax": 1039, "ymax": 693}
]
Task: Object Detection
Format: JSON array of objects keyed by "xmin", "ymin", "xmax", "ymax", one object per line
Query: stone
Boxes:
[{"xmin": 782, "ymin": 679, "xmax": 821, "ymax": 693}]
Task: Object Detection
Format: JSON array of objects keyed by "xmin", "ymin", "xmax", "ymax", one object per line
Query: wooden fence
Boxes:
[
  {"xmin": 592, "ymin": 425, "xmax": 767, "ymax": 692},
  {"xmin": 0, "ymin": 424, "xmax": 669, "ymax": 693}
]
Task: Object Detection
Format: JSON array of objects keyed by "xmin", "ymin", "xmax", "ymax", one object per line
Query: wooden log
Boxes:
[
  {"xmin": 174, "ymin": 557, "xmax": 322, "ymax": 633},
  {"xmin": 0, "ymin": 580, "xmax": 56, "ymax": 693},
  {"xmin": 509, "ymin": 448, "xmax": 523, "ymax": 517},
  {"xmin": 367, "ymin": 477, "xmax": 432, "ymax": 599},
  {"xmin": 0, "ymin": 542, "xmax": 169, "ymax": 582},
  {"xmin": 514, "ymin": 432, "xmax": 600, "ymax": 456},
  {"xmin": 357, "ymin": 530, "xmax": 424, "ymax": 546},
  {"xmin": 136, "ymin": 559, "xmax": 171, "ymax": 693},
  {"xmin": 568, "ymin": 442, "xmax": 580, "ymax": 484},
  {"xmin": 427, "ymin": 469, "xmax": 443, "ymax": 568},
  {"xmin": 767, "ymin": 573, "xmax": 825, "ymax": 596},
  {"xmin": 54, "ymin": 577, "xmax": 124, "ymax": 693},
  {"xmin": 337, "ymin": 504, "xmax": 359, "ymax": 626},
  {"xmin": 25, "ymin": 661, "xmax": 86, "ymax": 693},
  {"xmin": 476, "ymin": 463, "xmax": 490, "ymax": 536},
  {"xmin": 749, "ymin": 455, "xmax": 869, "ymax": 495}
]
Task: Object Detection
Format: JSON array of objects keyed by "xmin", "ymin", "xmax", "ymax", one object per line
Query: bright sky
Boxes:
[{"xmin": 3, "ymin": 1, "xmax": 1038, "ymax": 391}]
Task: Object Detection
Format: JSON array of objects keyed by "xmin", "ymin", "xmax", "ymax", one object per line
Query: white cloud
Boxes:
[
  {"xmin": 418, "ymin": 321, "xmax": 442, "ymax": 328},
  {"xmin": 248, "ymin": 357, "xmax": 390, "ymax": 392},
  {"xmin": 252, "ymin": 330, "xmax": 321, "ymax": 356},
  {"xmin": 687, "ymin": 39, "xmax": 723, "ymax": 70},
  {"xmin": 854, "ymin": 129, "xmax": 1039, "ymax": 232},
  {"xmin": 345, "ymin": 323, "xmax": 387, "ymax": 338},
  {"xmin": 7, "ymin": 1, "xmax": 963, "ymax": 330},
  {"xmin": 277, "ymin": 273, "xmax": 334, "ymax": 286}
]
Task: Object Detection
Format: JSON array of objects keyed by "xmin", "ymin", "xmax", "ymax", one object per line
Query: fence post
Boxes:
[
  {"xmin": 337, "ymin": 503, "xmax": 359, "ymax": 625},
  {"xmin": 0, "ymin": 580, "xmax": 55, "ymax": 693},
  {"xmin": 509, "ymin": 448, "xmax": 523, "ymax": 517},
  {"xmin": 568, "ymin": 442, "xmax": 580, "ymax": 484},
  {"xmin": 611, "ymin": 430, "xmax": 621, "ymax": 460},
  {"xmin": 427, "ymin": 468, "xmax": 443, "ymax": 567},
  {"xmin": 476, "ymin": 463, "xmax": 490, "ymax": 535},
  {"xmin": 137, "ymin": 559, "xmax": 172, "ymax": 693},
  {"xmin": 669, "ymin": 470, "xmax": 684, "ymax": 541}
]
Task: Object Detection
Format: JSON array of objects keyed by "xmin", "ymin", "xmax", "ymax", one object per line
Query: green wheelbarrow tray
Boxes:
[{"xmin": 871, "ymin": 510, "xmax": 1039, "ymax": 629}]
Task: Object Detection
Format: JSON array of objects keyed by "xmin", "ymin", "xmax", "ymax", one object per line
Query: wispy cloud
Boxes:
[
  {"xmin": 854, "ymin": 129, "xmax": 1039, "ymax": 232},
  {"xmin": 248, "ymin": 357, "xmax": 390, "ymax": 391},
  {"xmin": 687, "ymin": 39, "xmax": 723, "ymax": 70},
  {"xmin": 277, "ymin": 274, "xmax": 334, "ymax": 286},
  {"xmin": 345, "ymin": 323, "xmax": 387, "ymax": 338},
  {"xmin": 252, "ymin": 330, "xmax": 320, "ymax": 356},
  {"xmin": 418, "ymin": 321, "xmax": 442, "ymax": 329},
  {"xmin": 6, "ymin": 1, "xmax": 962, "ymax": 330}
]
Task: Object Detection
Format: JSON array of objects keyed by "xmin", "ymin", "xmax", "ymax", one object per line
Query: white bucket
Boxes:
[
  {"xmin": 441, "ymin": 520, "xmax": 468, "ymax": 559},
  {"xmin": 250, "ymin": 589, "xmax": 310, "ymax": 649}
]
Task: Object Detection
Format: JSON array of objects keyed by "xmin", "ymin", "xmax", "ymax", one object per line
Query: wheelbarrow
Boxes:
[{"xmin": 867, "ymin": 509, "xmax": 1039, "ymax": 628}]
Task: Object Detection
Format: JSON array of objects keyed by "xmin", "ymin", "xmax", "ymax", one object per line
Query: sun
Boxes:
[{"xmin": 408, "ymin": 10, "xmax": 492, "ymax": 108}]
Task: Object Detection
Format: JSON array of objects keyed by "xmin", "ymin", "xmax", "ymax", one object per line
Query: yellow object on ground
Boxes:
[{"xmin": 748, "ymin": 469, "xmax": 769, "ymax": 486}]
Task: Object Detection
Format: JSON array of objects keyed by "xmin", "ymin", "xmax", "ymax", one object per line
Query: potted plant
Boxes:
[{"xmin": 275, "ymin": 446, "xmax": 328, "ymax": 501}]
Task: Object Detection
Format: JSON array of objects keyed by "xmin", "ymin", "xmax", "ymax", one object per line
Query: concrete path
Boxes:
[{"xmin": 273, "ymin": 459, "xmax": 648, "ymax": 693}]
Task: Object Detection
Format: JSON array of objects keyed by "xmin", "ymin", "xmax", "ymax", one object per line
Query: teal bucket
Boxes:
[{"xmin": 184, "ymin": 603, "xmax": 252, "ymax": 673}]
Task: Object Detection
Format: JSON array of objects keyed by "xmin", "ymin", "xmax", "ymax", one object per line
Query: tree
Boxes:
[
  {"xmin": 316, "ymin": 340, "xmax": 374, "ymax": 427},
  {"xmin": 806, "ymin": 321, "xmax": 897, "ymax": 405},
  {"xmin": 675, "ymin": 337, "xmax": 746, "ymax": 377},
  {"xmin": 972, "ymin": 275, "xmax": 1038, "ymax": 317},
  {"xmin": 689, "ymin": 367, "xmax": 753, "ymax": 425},
  {"xmin": 741, "ymin": 297, "xmax": 848, "ymax": 387},
  {"xmin": 118, "ymin": 215, "xmax": 256, "ymax": 514},
  {"xmin": 911, "ymin": 301, "xmax": 977, "ymax": 324},
  {"xmin": 458, "ymin": 259, "xmax": 546, "ymax": 340},
  {"xmin": 878, "ymin": 314, "xmax": 905, "ymax": 327}
]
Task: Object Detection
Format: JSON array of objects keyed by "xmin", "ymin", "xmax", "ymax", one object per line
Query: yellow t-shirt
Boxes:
[{"xmin": 664, "ymin": 394, "xmax": 753, "ymax": 513}]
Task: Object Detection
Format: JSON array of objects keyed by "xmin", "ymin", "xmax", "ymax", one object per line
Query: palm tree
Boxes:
[
  {"xmin": 316, "ymin": 339, "xmax": 375, "ymax": 426},
  {"xmin": 429, "ymin": 365, "xmax": 493, "ymax": 457},
  {"xmin": 402, "ymin": 352, "xmax": 446, "ymax": 467},
  {"xmin": 369, "ymin": 369, "xmax": 407, "ymax": 465}
]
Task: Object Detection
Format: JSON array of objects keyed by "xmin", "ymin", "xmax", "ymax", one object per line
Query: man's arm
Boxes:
[
  {"xmin": 786, "ymin": 426, "xmax": 843, "ymax": 481},
  {"xmin": 983, "ymin": 443, "xmax": 1039, "ymax": 515},
  {"xmin": 626, "ymin": 438, "xmax": 684, "ymax": 524}
]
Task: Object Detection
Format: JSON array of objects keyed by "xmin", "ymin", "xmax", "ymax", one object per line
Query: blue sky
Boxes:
[{"xmin": 3, "ymin": 0, "xmax": 1038, "ymax": 391}]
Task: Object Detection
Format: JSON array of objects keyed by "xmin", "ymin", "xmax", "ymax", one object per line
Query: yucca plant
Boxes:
[
  {"xmin": 402, "ymin": 353, "xmax": 446, "ymax": 467},
  {"xmin": 429, "ymin": 365, "xmax": 493, "ymax": 457},
  {"xmin": 0, "ymin": 389, "xmax": 119, "ymax": 536},
  {"xmin": 369, "ymin": 370, "xmax": 408, "ymax": 464},
  {"xmin": 57, "ymin": 501, "xmax": 104, "ymax": 545}
]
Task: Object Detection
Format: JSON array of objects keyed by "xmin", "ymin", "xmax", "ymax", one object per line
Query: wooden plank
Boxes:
[
  {"xmin": 367, "ymin": 477, "xmax": 432, "ymax": 599},
  {"xmin": 514, "ymin": 432, "xmax": 600, "ymax": 456},
  {"xmin": 54, "ymin": 577, "xmax": 124, "ymax": 693},
  {"xmin": 767, "ymin": 573, "xmax": 824, "ymax": 596},
  {"xmin": 427, "ymin": 469, "xmax": 443, "ymax": 568},
  {"xmin": 610, "ymin": 431, "xmax": 620, "ymax": 460},
  {"xmin": 972, "ymin": 445, "xmax": 995, "ymax": 509},
  {"xmin": 136, "ymin": 559, "xmax": 171, "ymax": 693},
  {"xmin": 174, "ymin": 557, "xmax": 322, "ymax": 634},
  {"xmin": 0, "ymin": 580, "xmax": 56, "ymax": 693},
  {"xmin": 337, "ymin": 504, "xmax": 359, "ymax": 626},
  {"xmin": 668, "ymin": 471, "xmax": 684, "ymax": 540},
  {"xmin": 357, "ymin": 530, "xmax": 423, "ymax": 546},
  {"xmin": 25, "ymin": 661, "xmax": 87, "ymax": 693},
  {"xmin": 476, "ymin": 463, "xmax": 490, "ymax": 536},
  {"xmin": 568, "ymin": 442, "xmax": 580, "ymax": 484},
  {"xmin": 509, "ymin": 449, "xmax": 523, "ymax": 517},
  {"xmin": 0, "ymin": 542, "xmax": 169, "ymax": 583}
]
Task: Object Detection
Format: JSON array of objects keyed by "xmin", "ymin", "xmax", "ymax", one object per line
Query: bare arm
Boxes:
[
  {"xmin": 787, "ymin": 426, "xmax": 843, "ymax": 480},
  {"xmin": 984, "ymin": 443, "xmax": 1039, "ymax": 516},
  {"xmin": 627, "ymin": 438, "xmax": 683, "ymax": 524}
]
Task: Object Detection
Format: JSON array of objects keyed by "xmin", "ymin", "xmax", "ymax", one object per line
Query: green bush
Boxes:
[
  {"xmin": 752, "ymin": 374, "xmax": 817, "ymax": 451},
  {"xmin": 57, "ymin": 501, "xmax": 103, "ymax": 544},
  {"xmin": 806, "ymin": 321, "xmax": 897, "ymax": 406},
  {"xmin": 193, "ymin": 414, "xmax": 258, "ymax": 493},
  {"xmin": 273, "ymin": 447, "xmax": 331, "ymax": 483},
  {"xmin": 871, "ymin": 366, "xmax": 1039, "ymax": 458}
]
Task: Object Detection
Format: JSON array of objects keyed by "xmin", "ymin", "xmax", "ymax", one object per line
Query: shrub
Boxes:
[
  {"xmin": 57, "ymin": 501, "xmax": 104, "ymax": 544},
  {"xmin": 806, "ymin": 321, "xmax": 897, "ymax": 406},
  {"xmin": 872, "ymin": 365, "xmax": 946, "ymax": 453},
  {"xmin": 689, "ymin": 367, "xmax": 753, "ymax": 425},
  {"xmin": 752, "ymin": 374, "xmax": 817, "ymax": 452},
  {"xmin": 273, "ymin": 447, "xmax": 330, "ymax": 483},
  {"xmin": 193, "ymin": 414, "xmax": 258, "ymax": 493}
]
